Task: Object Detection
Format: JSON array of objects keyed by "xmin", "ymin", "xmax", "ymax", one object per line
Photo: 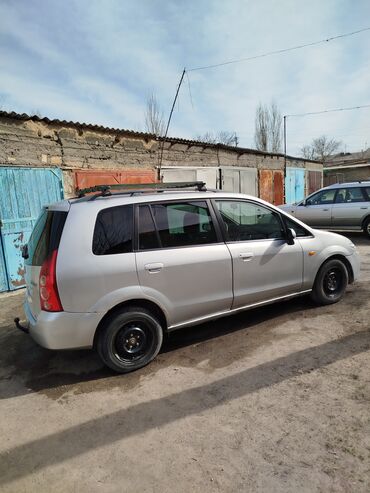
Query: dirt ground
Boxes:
[{"xmin": 0, "ymin": 233, "xmax": 369, "ymax": 493}]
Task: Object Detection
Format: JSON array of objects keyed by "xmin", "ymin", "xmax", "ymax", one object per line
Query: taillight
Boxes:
[{"xmin": 39, "ymin": 249, "xmax": 63, "ymax": 312}]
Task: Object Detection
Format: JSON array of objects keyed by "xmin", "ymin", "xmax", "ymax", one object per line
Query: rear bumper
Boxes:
[{"xmin": 23, "ymin": 301, "xmax": 101, "ymax": 350}]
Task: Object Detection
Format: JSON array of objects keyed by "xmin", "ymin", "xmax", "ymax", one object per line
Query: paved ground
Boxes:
[{"xmin": 0, "ymin": 233, "xmax": 369, "ymax": 493}]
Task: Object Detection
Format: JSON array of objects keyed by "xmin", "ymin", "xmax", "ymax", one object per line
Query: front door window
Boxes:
[{"xmin": 215, "ymin": 200, "xmax": 284, "ymax": 241}]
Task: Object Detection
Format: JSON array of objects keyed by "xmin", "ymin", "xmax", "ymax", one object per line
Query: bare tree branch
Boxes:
[
  {"xmin": 254, "ymin": 103, "xmax": 269, "ymax": 151},
  {"xmin": 144, "ymin": 93, "xmax": 165, "ymax": 136},
  {"xmin": 254, "ymin": 101, "xmax": 282, "ymax": 153},
  {"xmin": 195, "ymin": 131, "xmax": 239, "ymax": 146},
  {"xmin": 301, "ymin": 136, "xmax": 342, "ymax": 162},
  {"xmin": 269, "ymin": 101, "xmax": 282, "ymax": 153}
]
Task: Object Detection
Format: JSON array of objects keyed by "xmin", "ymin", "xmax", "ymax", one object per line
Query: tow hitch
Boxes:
[{"xmin": 14, "ymin": 317, "xmax": 29, "ymax": 334}]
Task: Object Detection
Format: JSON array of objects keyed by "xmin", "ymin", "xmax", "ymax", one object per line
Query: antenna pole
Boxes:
[{"xmin": 158, "ymin": 68, "xmax": 186, "ymax": 179}]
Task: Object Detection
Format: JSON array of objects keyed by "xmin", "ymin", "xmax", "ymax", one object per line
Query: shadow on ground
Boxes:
[
  {"xmin": 1, "ymin": 295, "xmax": 321, "ymax": 400},
  {"xmin": 0, "ymin": 328, "xmax": 369, "ymax": 486}
]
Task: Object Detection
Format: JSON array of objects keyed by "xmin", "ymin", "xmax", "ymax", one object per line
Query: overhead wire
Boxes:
[
  {"xmin": 187, "ymin": 27, "xmax": 370, "ymax": 72},
  {"xmin": 158, "ymin": 27, "xmax": 370, "ymax": 167},
  {"xmin": 285, "ymin": 104, "xmax": 370, "ymax": 118}
]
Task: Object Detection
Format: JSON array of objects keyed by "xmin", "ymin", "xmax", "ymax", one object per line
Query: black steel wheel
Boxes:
[
  {"xmin": 323, "ymin": 267, "xmax": 344, "ymax": 297},
  {"xmin": 97, "ymin": 306, "xmax": 163, "ymax": 373},
  {"xmin": 311, "ymin": 259, "xmax": 348, "ymax": 305},
  {"xmin": 363, "ymin": 217, "xmax": 370, "ymax": 239}
]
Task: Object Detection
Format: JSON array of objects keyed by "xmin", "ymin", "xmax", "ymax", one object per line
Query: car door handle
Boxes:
[
  {"xmin": 360, "ymin": 207, "xmax": 368, "ymax": 210},
  {"xmin": 144, "ymin": 263, "xmax": 164, "ymax": 273},
  {"xmin": 239, "ymin": 252, "xmax": 254, "ymax": 261},
  {"xmin": 322, "ymin": 208, "xmax": 329, "ymax": 211}
]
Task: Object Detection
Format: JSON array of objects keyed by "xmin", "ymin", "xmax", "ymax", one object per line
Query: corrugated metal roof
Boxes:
[
  {"xmin": 161, "ymin": 136, "xmax": 320, "ymax": 163},
  {"xmin": 0, "ymin": 110, "xmax": 156, "ymax": 139},
  {"xmin": 160, "ymin": 135, "xmax": 269, "ymax": 155},
  {"xmin": 325, "ymin": 148, "xmax": 370, "ymax": 167},
  {"xmin": 0, "ymin": 110, "xmax": 321, "ymax": 163}
]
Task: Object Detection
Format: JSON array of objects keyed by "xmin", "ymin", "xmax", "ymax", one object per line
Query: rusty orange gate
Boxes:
[
  {"xmin": 258, "ymin": 169, "xmax": 284, "ymax": 205},
  {"xmin": 74, "ymin": 169, "xmax": 157, "ymax": 190}
]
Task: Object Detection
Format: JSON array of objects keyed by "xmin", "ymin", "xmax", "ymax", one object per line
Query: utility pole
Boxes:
[{"xmin": 283, "ymin": 115, "xmax": 287, "ymax": 176}]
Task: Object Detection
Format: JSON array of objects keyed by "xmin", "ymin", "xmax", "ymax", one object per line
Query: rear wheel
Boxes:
[
  {"xmin": 97, "ymin": 306, "xmax": 163, "ymax": 373},
  {"xmin": 363, "ymin": 217, "xmax": 370, "ymax": 239},
  {"xmin": 311, "ymin": 259, "xmax": 348, "ymax": 305}
]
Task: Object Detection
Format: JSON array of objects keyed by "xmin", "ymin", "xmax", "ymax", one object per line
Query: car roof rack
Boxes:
[{"xmin": 75, "ymin": 181, "xmax": 207, "ymax": 199}]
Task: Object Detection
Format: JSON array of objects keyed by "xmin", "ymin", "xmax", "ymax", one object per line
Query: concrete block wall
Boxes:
[
  {"xmin": 0, "ymin": 113, "xmax": 322, "ymax": 197},
  {"xmin": 324, "ymin": 165, "xmax": 370, "ymax": 185}
]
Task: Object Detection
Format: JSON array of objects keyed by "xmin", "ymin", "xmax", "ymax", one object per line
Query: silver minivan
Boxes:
[
  {"xmin": 279, "ymin": 181, "xmax": 370, "ymax": 237},
  {"xmin": 17, "ymin": 183, "xmax": 360, "ymax": 373}
]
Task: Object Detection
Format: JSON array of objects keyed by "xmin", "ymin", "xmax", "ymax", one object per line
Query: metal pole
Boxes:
[
  {"xmin": 158, "ymin": 68, "xmax": 186, "ymax": 179},
  {"xmin": 283, "ymin": 115, "xmax": 287, "ymax": 203},
  {"xmin": 283, "ymin": 115, "xmax": 287, "ymax": 172},
  {"xmin": 0, "ymin": 224, "xmax": 10, "ymax": 291}
]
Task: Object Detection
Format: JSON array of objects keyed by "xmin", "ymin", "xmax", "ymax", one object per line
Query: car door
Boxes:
[
  {"xmin": 295, "ymin": 189, "xmax": 336, "ymax": 227},
  {"xmin": 135, "ymin": 200, "xmax": 233, "ymax": 328},
  {"xmin": 213, "ymin": 199, "xmax": 303, "ymax": 308},
  {"xmin": 331, "ymin": 186, "xmax": 369, "ymax": 228}
]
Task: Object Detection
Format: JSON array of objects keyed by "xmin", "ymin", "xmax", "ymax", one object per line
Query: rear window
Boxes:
[
  {"xmin": 335, "ymin": 187, "xmax": 365, "ymax": 203},
  {"xmin": 93, "ymin": 205, "xmax": 133, "ymax": 255},
  {"xmin": 26, "ymin": 209, "xmax": 67, "ymax": 266}
]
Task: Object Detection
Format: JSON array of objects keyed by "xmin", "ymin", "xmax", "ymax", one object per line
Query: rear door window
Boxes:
[
  {"xmin": 138, "ymin": 205, "xmax": 160, "ymax": 250},
  {"xmin": 93, "ymin": 205, "xmax": 133, "ymax": 255},
  {"xmin": 364, "ymin": 187, "xmax": 370, "ymax": 201},
  {"xmin": 26, "ymin": 209, "xmax": 67, "ymax": 266},
  {"xmin": 138, "ymin": 201, "xmax": 217, "ymax": 249},
  {"xmin": 334, "ymin": 187, "xmax": 365, "ymax": 203}
]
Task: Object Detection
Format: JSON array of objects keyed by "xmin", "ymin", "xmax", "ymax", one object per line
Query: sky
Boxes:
[{"xmin": 0, "ymin": 0, "xmax": 369, "ymax": 156}]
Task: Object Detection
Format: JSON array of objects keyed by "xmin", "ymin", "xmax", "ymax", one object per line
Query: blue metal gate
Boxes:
[
  {"xmin": 0, "ymin": 167, "xmax": 64, "ymax": 291},
  {"xmin": 285, "ymin": 167, "xmax": 305, "ymax": 204}
]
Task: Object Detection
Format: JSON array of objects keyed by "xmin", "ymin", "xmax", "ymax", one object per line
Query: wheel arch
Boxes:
[{"xmin": 93, "ymin": 298, "xmax": 168, "ymax": 348}]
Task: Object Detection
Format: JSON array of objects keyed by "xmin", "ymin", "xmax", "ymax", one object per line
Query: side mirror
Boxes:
[{"xmin": 286, "ymin": 228, "xmax": 297, "ymax": 245}]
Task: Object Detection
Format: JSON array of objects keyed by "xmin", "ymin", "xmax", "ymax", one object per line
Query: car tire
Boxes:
[
  {"xmin": 363, "ymin": 217, "xmax": 370, "ymax": 239},
  {"xmin": 311, "ymin": 259, "xmax": 348, "ymax": 305},
  {"xmin": 97, "ymin": 306, "xmax": 163, "ymax": 373}
]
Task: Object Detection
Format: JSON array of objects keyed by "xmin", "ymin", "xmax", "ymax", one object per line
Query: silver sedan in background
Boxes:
[{"xmin": 279, "ymin": 181, "xmax": 370, "ymax": 238}]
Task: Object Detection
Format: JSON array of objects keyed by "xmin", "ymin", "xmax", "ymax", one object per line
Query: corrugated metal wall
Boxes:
[
  {"xmin": 0, "ymin": 167, "xmax": 64, "ymax": 291},
  {"xmin": 161, "ymin": 168, "xmax": 218, "ymax": 188},
  {"xmin": 273, "ymin": 170, "xmax": 284, "ymax": 205},
  {"xmin": 259, "ymin": 169, "xmax": 273, "ymax": 203},
  {"xmin": 221, "ymin": 168, "xmax": 258, "ymax": 196}
]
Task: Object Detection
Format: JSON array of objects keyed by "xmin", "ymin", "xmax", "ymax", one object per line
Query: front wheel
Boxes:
[
  {"xmin": 311, "ymin": 259, "xmax": 348, "ymax": 305},
  {"xmin": 97, "ymin": 306, "xmax": 163, "ymax": 373}
]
